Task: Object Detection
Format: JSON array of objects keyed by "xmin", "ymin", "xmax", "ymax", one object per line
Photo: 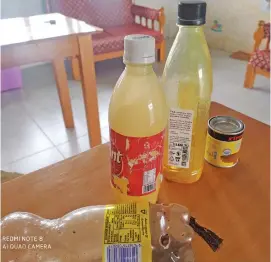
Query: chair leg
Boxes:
[
  {"xmin": 159, "ymin": 39, "xmax": 166, "ymax": 62},
  {"xmin": 244, "ymin": 64, "xmax": 256, "ymax": 88},
  {"xmin": 71, "ymin": 57, "xmax": 81, "ymax": 81}
]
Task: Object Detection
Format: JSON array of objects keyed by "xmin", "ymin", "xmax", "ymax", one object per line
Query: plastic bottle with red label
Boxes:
[{"xmin": 109, "ymin": 35, "xmax": 168, "ymax": 204}]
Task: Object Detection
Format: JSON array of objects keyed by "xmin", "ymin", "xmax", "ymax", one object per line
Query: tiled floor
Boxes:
[{"xmin": 1, "ymin": 45, "xmax": 270, "ymax": 174}]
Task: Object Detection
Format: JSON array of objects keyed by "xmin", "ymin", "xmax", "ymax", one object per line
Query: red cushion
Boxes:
[
  {"xmin": 90, "ymin": 0, "xmax": 134, "ymax": 28},
  {"xmin": 249, "ymin": 50, "xmax": 270, "ymax": 72},
  {"xmin": 92, "ymin": 24, "xmax": 164, "ymax": 55},
  {"xmin": 48, "ymin": 0, "xmax": 134, "ymax": 28},
  {"xmin": 92, "ymin": 34, "xmax": 124, "ymax": 55},
  {"xmin": 264, "ymin": 23, "xmax": 270, "ymax": 39},
  {"xmin": 105, "ymin": 24, "xmax": 164, "ymax": 43},
  {"xmin": 92, "ymin": 32, "xmax": 111, "ymax": 41},
  {"xmin": 47, "ymin": 0, "xmax": 97, "ymax": 25}
]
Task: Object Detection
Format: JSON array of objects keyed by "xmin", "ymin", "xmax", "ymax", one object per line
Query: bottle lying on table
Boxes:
[{"xmin": 1, "ymin": 202, "xmax": 195, "ymax": 262}]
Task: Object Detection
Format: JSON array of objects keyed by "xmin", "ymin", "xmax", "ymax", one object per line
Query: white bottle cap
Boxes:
[{"xmin": 124, "ymin": 34, "xmax": 156, "ymax": 64}]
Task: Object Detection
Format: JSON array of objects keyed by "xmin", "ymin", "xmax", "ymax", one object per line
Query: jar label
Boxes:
[
  {"xmin": 167, "ymin": 108, "xmax": 194, "ymax": 168},
  {"xmin": 110, "ymin": 129, "xmax": 165, "ymax": 196},
  {"xmin": 205, "ymin": 133, "xmax": 243, "ymax": 167}
]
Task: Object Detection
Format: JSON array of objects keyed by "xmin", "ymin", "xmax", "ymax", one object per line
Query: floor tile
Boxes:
[
  {"xmin": 101, "ymin": 126, "xmax": 110, "ymax": 141},
  {"xmin": 41, "ymin": 118, "xmax": 88, "ymax": 146},
  {"xmin": 57, "ymin": 134, "xmax": 109, "ymax": 159},
  {"xmin": 1, "ymin": 103, "xmax": 33, "ymax": 137},
  {"xmin": 22, "ymin": 89, "xmax": 67, "ymax": 129},
  {"xmin": 27, "ymin": 106, "xmax": 64, "ymax": 129},
  {"xmin": 211, "ymin": 50, "xmax": 270, "ymax": 125},
  {"xmin": 3, "ymin": 147, "xmax": 64, "ymax": 174},
  {"xmin": 71, "ymin": 98, "xmax": 87, "ymax": 120},
  {"xmin": 99, "ymin": 111, "xmax": 109, "ymax": 129},
  {"xmin": 1, "ymin": 94, "xmax": 55, "ymax": 166},
  {"xmin": 57, "ymin": 135, "xmax": 90, "ymax": 158},
  {"xmin": 1, "ymin": 88, "xmax": 26, "ymax": 108},
  {"xmin": 1, "ymin": 120, "xmax": 54, "ymax": 167},
  {"xmin": 102, "ymin": 138, "xmax": 109, "ymax": 144},
  {"xmin": 98, "ymin": 94, "xmax": 111, "ymax": 113},
  {"xmin": 67, "ymin": 80, "xmax": 83, "ymax": 100}
]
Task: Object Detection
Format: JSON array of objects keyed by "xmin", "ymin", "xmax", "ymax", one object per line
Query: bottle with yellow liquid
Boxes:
[
  {"xmin": 162, "ymin": 1, "xmax": 213, "ymax": 183},
  {"xmin": 109, "ymin": 35, "xmax": 168, "ymax": 203}
]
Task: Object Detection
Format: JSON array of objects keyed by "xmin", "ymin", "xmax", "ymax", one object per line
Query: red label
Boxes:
[{"xmin": 110, "ymin": 129, "xmax": 165, "ymax": 196}]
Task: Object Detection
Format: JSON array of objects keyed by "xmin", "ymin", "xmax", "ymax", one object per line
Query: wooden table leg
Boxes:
[
  {"xmin": 71, "ymin": 57, "xmax": 81, "ymax": 81},
  {"xmin": 77, "ymin": 34, "xmax": 101, "ymax": 147},
  {"xmin": 53, "ymin": 59, "xmax": 74, "ymax": 128}
]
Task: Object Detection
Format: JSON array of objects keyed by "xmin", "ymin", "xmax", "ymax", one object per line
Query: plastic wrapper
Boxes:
[{"xmin": 1, "ymin": 203, "xmax": 195, "ymax": 262}]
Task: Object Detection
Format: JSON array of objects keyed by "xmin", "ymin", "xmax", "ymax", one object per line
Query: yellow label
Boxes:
[
  {"xmin": 205, "ymin": 134, "xmax": 242, "ymax": 167},
  {"xmin": 102, "ymin": 202, "xmax": 152, "ymax": 262}
]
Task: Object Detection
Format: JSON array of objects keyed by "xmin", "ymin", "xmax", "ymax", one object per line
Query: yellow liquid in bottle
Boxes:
[
  {"xmin": 109, "ymin": 63, "xmax": 168, "ymax": 203},
  {"xmin": 162, "ymin": 25, "xmax": 213, "ymax": 183}
]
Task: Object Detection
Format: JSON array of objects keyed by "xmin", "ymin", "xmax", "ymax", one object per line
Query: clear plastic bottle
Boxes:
[
  {"xmin": 1, "ymin": 203, "xmax": 195, "ymax": 261},
  {"xmin": 109, "ymin": 35, "xmax": 168, "ymax": 203},
  {"xmin": 162, "ymin": 1, "xmax": 213, "ymax": 183}
]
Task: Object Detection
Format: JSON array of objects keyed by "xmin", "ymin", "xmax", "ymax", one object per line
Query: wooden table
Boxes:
[
  {"xmin": 2, "ymin": 102, "xmax": 270, "ymax": 262},
  {"xmin": 0, "ymin": 13, "xmax": 103, "ymax": 147}
]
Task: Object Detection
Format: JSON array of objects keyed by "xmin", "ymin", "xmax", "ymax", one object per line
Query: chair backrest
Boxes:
[
  {"xmin": 253, "ymin": 20, "xmax": 270, "ymax": 52},
  {"xmin": 46, "ymin": 0, "xmax": 134, "ymax": 28}
]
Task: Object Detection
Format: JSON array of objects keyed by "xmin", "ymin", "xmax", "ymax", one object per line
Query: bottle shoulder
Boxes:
[
  {"xmin": 165, "ymin": 29, "xmax": 211, "ymax": 72},
  {"xmin": 110, "ymin": 72, "xmax": 166, "ymax": 106},
  {"xmin": 162, "ymin": 37, "xmax": 212, "ymax": 80},
  {"xmin": 109, "ymin": 72, "xmax": 168, "ymax": 135}
]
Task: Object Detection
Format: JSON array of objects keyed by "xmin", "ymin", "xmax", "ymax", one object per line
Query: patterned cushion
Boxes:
[
  {"xmin": 47, "ymin": 0, "xmax": 96, "ymax": 24},
  {"xmin": 93, "ymin": 24, "xmax": 164, "ymax": 55},
  {"xmin": 47, "ymin": 0, "xmax": 134, "ymax": 28},
  {"xmin": 264, "ymin": 23, "xmax": 270, "ymax": 39},
  {"xmin": 249, "ymin": 50, "xmax": 270, "ymax": 72},
  {"xmin": 92, "ymin": 34, "xmax": 124, "ymax": 55},
  {"xmin": 92, "ymin": 32, "xmax": 111, "ymax": 41},
  {"xmin": 105, "ymin": 24, "xmax": 164, "ymax": 43},
  {"xmin": 131, "ymin": 4, "xmax": 160, "ymax": 21},
  {"xmin": 89, "ymin": 0, "xmax": 134, "ymax": 28}
]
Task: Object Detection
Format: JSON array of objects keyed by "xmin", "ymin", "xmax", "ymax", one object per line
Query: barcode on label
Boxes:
[
  {"xmin": 142, "ymin": 168, "xmax": 156, "ymax": 194},
  {"xmin": 106, "ymin": 244, "xmax": 141, "ymax": 262},
  {"xmin": 168, "ymin": 108, "xmax": 193, "ymax": 168},
  {"xmin": 142, "ymin": 183, "xmax": 155, "ymax": 193},
  {"xmin": 181, "ymin": 162, "xmax": 187, "ymax": 167},
  {"xmin": 168, "ymin": 143, "xmax": 190, "ymax": 168}
]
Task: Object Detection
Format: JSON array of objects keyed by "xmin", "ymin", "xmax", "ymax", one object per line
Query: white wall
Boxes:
[
  {"xmin": 135, "ymin": 0, "xmax": 179, "ymax": 38},
  {"xmin": 137, "ymin": 0, "xmax": 270, "ymax": 53},
  {"xmin": 204, "ymin": 0, "xmax": 270, "ymax": 53},
  {"xmin": 1, "ymin": 0, "xmax": 44, "ymax": 18}
]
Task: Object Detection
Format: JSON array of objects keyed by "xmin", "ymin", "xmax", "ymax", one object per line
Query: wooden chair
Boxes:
[
  {"xmin": 46, "ymin": 0, "xmax": 166, "ymax": 81},
  {"xmin": 244, "ymin": 20, "xmax": 270, "ymax": 88}
]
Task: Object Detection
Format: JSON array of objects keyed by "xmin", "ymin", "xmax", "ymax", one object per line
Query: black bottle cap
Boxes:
[{"xmin": 177, "ymin": 1, "xmax": 207, "ymax": 26}]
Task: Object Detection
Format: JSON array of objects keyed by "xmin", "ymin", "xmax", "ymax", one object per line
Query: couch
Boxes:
[{"xmin": 46, "ymin": 0, "xmax": 165, "ymax": 80}]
